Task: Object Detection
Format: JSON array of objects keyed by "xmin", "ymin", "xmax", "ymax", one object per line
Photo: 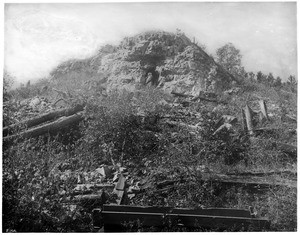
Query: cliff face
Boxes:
[{"xmin": 51, "ymin": 31, "xmax": 234, "ymax": 95}]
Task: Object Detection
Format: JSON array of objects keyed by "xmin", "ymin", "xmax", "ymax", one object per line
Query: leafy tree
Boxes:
[
  {"xmin": 256, "ymin": 71, "xmax": 266, "ymax": 83},
  {"xmin": 216, "ymin": 43, "xmax": 242, "ymax": 75},
  {"xmin": 287, "ymin": 75, "xmax": 297, "ymax": 93},
  {"xmin": 233, "ymin": 66, "xmax": 247, "ymax": 78},
  {"xmin": 267, "ymin": 73, "xmax": 275, "ymax": 86},
  {"xmin": 247, "ymin": 72, "xmax": 256, "ymax": 82},
  {"xmin": 287, "ymin": 75, "xmax": 297, "ymax": 86},
  {"xmin": 273, "ymin": 76, "xmax": 282, "ymax": 88}
]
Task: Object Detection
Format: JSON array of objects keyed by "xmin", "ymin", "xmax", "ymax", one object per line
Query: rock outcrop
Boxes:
[{"xmin": 50, "ymin": 30, "xmax": 234, "ymax": 95}]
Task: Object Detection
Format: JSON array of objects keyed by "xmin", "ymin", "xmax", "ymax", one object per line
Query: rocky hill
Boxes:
[
  {"xmin": 50, "ymin": 30, "xmax": 234, "ymax": 95},
  {"xmin": 4, "ymin": 30, "xmax": 297, "ymax": 232}
]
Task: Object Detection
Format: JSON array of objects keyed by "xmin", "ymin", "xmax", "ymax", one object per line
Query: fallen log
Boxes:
[
  {"xmin": 3, "ymin": 104, "xmax": 84, "ymax": 137},
  {"xmin": 97, "ymin": 204, "xmax": 270, "ymax": 232},
  {"xmin": 3, "ymin": 112, "xmax": 84, "ymax": 144}
]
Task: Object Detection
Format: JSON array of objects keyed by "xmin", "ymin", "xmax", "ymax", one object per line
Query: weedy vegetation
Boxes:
[{"xmin": 3, "ymin": 68, "xmax": 297, "ymax": 232}]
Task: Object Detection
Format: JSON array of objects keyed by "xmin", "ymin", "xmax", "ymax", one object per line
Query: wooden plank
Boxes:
[
  {"xmin": 113, "ymin": 174, "xmax": 126, "ymax": 205},
  {"xmin": 171, "ymin": 208, "xmax": 251, "ymax": 218},
  {"xmin": 241, "ymin": 108, "xmax": 248, "ymax": 132},
  {"xmin": 103, "ymin": 204, "xmax": 173, "ymax": 214},
  {"xmin": 114, "ymin": 174, "xmax": 126, "ymax": 191},
  {"xmin": 115, "ymin": 191, "xmax": 125, "ymax": 205},
  {"xmin": 100, "ymin": 205, "xmax": 270, "ymax": 231},
  {"xmin": 258, "ymin": 100, "xmax": 268, "ymax": 121},
  {"xmin": 243, "ymin": 105, "xmax": 254, "ymax": 135},
  {"xmin": 103, "ymin": 205, "xmax": 251, "ymax": 218}
]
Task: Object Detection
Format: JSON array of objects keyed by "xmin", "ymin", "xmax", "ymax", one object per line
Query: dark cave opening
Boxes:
[{"xmin": 144, "ymin": 67, "xmax": 160, "ymax": 87}]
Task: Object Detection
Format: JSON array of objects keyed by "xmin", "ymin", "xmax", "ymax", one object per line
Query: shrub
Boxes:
[{"xmin": 2, "ymin": 138, "xmax": 92, "ymax": 232}]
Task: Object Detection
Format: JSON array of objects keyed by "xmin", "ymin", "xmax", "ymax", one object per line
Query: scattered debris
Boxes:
[
  {"xmin": 113, "ymin": 174, "xmax": 127, "ymax": 205},
  {"xmin": 96, "ymin": 165, "xmax": 113, "ymax": 179},
  {"xmin": 213, "ymin": 115, "xmax": 238, "ymax": 135}
]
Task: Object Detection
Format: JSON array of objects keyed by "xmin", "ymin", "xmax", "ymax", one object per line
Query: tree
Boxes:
[
  {"xmin": 256, "ymin": 71, "xmax": 266, "ymax": 83},
  {"xmin": 216, "ymin": 43, "xmax": 242, "ymax": 75},
  {"xmin": 266, "ymin": 73, "xmax": 275, "ymax": 86},
  {"xmin": 248, "ymin": 72, "xmax": 256, "ymax": 82},
  {"xmin": 287, "ymin": 75, "xmax": 297, "ymax": 93},
  {"xmin": 233, "ymin": 66, "xmax": 247, "ymax": 78},
  {"xmin": 287, "ymin": 75, "xmax": 297, "ymax": 85},
  {"xmin": 273, "ymin": 76, "xmax": 282, "ymax": 88}
]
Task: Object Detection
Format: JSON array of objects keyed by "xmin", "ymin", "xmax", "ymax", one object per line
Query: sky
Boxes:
[{"xmin": 4, "ymin": 2, "xmax": 297, "ymax": 85}]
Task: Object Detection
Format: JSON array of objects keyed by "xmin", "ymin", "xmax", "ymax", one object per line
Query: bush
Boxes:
[
  {"xmin": 2, "ymin": 138, "xmax": 92, "ymax": 232},
  {"xmin": 80, "ymin": 89, "xmax": 169, "ymax": 165}
]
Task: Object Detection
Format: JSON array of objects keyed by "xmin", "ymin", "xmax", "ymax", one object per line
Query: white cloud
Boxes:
[{"xmin": 5, "ymin": 8, "xmax": 99, "ymax": 83}]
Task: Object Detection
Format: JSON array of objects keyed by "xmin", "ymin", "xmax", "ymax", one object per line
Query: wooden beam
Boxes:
[
  {"xmin": 243, "ymin": 105, "xmax": 254, "ymax": 135},
  {"xmin": 99, "ymin": 204, "xmax": 270, "ymax": 232},
  {"xmin": 113, "ymin": 174, "xmax": 126, "ymax": 205},
  {"xmin": 258, "ymin": 100, "xmax": 268, "ymax": 121}
]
